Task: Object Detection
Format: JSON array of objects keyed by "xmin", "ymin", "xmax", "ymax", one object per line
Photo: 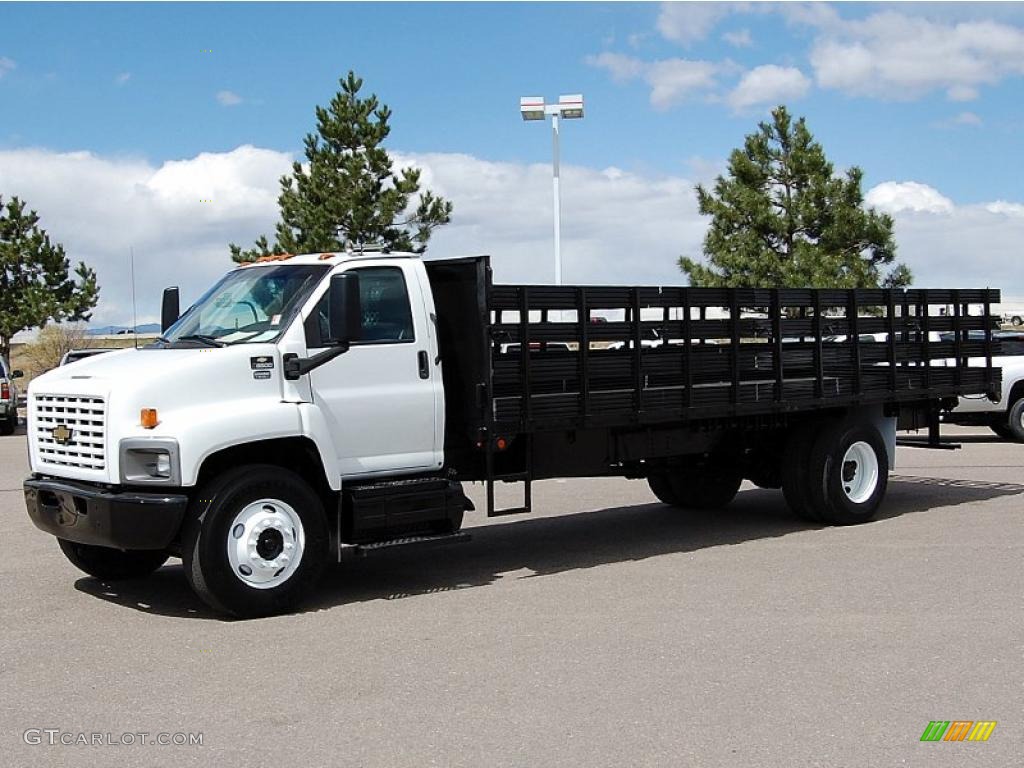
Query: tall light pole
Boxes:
[{"xmin": 520, "ymin": 94, "xmax": 584, "ymax": 286}]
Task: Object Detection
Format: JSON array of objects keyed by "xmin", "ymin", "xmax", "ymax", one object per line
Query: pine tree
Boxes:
[
  {"xmin": 0, "ymin": 196, "xmax": 99, "ymax": 359},
  {"xmin": 680, "ymin": 106, "xmax": 911, "ymax": 289},
  {"xmin": 231, "ymin": 72, "xmax": 452, "ymax": 262}
]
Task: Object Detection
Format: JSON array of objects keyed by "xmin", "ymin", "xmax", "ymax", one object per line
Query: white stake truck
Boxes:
[{"xmin": 23, "ymin": 252, "xmax": 1002, "ymax": 616}]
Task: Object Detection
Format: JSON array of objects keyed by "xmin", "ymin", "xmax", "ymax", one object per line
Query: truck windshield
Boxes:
[{"xmin": 162, "ymin": 264, "xmax": 329, "ymax": 346}]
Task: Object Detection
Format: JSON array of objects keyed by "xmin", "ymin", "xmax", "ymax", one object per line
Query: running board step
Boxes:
[
  {"xmin": 352, "ymin": 531, "xmax": 471, "ymax": 557},
  {"xmin": 895, "ymin": 438, "xmax": 962, "ymax": 450}
]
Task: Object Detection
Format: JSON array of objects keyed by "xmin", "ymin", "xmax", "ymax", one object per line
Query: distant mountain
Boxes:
[{"xmin": 86, "ymin": 323, "xmax": 161, "ymax": 336}]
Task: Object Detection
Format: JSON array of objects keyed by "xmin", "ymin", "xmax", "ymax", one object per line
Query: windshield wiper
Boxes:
[{"xmin": 176, "ymin": 333, "xmax": 226, "ymax": 347}]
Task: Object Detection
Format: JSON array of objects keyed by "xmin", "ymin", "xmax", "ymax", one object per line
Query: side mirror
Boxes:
[
  {"xmin": 327, "ymin": 272, "xmax": 362, "ymax": 345},
  {"xmin": 11, "ymin": 369, "xmax": 23, "ymax": 379},
  {"xmin": 161, "ymin": 287, "xmax": 180, "ymax": 333}
]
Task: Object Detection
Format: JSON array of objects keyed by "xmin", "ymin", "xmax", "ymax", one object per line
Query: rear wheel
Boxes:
[
  {"xmin": 0, "ymin": 414, "xmax": 14, "ymax": 436},
  {"xmin": 183, "ymin": 465, "xmax": 329, "ymax": 618},
  {"xmin": 647, "ymin": 473, "xmax": 681, "ymax": 505},
  {"xmin": 781, "ymin": 423, "xmax": 821, "ymax": 522},
  {"xmin": 57, "ymin": 539, "xmax": 168, "ymax": 580},
  {"xmin": 647, "ymin": 463, "xmax": 742, "ymax": 510},
  {"xmin": 804, "ymin": 421, "xmax": 889, "ymax": 525}
]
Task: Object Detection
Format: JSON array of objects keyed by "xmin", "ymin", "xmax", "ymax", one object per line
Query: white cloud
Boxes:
[
  {"xmin": 586, "ymin": 54, "xmax": 721, "ymax": 109},
  {"xmin": 869, "ymin": 191, "xmax": 1024, "ymax": 295},
  {"xmin": 216, "ymin": 90, "xmax": 243, "ymax": 106},
  {"xmin": 115, "ymin": 72, "xmax": 131, "ymax": 86},
  {"xmin": 953, "ymin": 111, "xmax": 983, "ymax": 126},
  {"xmin": 0, "ymin": 146, "xmax": 707, "ymax": 326},
  {"xmin": 585, "ymin": 52, "xmax": 645, "ymax": 84},
  {"xmin": 656, "ymin": 2, "xmax": 735, "ymax": 46},
  {"xmin": 722, "ymin": 29, "xmax": 753, "ymax": 48},
  {"xmin": 647, "ymin": 59, "xmax": 721, "ymax": 109},
  {"xmin": 809, "ymin": 11, "xmax": 1024, "ymax": 101},
  {"xmin": 866, "ymin": 181, "xmax": 955, "ymax": 215},
  {"xmin": 0, "ymin": 146, "xmax": 291, "ymax": 326},
  {"xmin": 946, "ymin": 84, "xmax": 979, "ymax": 102},
  {"xmin": 727, "ymin": 65, "xmax": 810, "ymax": 112},
  {"xmin": 985, "ymin": 201, "xmax": 1024, "ymax": 217},
  {"xmin": 359, "ymin": 152, "xmax": 705, "ymax": 287},
  {"xmin": 1, "ymin": 145, "xmax": 1021, "ymax": 326},
  {"xmin": 0, "ymin": 57, "xmax": 15, "ymax": 78}
]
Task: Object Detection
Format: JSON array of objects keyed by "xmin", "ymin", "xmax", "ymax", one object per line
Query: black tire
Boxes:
[
  {"xmin": 183, "ymin": 465, "xmax": 329, "ymax": 618},
  {"xmin": 431, "ymin": 507, "xmax": 465, "ymax": 535},
  {"xmin": 0, "ymin": 414, "xmax": 14, "ymax": 436},
  {"xmin": 990, "ymin": 423, "xmax": 1014, "ymax": 440},
  {"xmin": 1012, "ymin": 316, "xmax": 1023, "ymax": 327},
  {"xmin": 677, "ymin": 465, "xmax": 742, "ymax": 509},
  {"xmin": 781, "ymin": 422, "xmax": 822, "ymax": 522},
  {"xmin": 58, "ymin": 539, "xmax": 168, "ymax": 580},
  {"xmin": 1007, "ymin": 398, "xmax": 1024, "ymax": 442},
  {"xmin": 647, "ymin": 473, "xmax": 681, "ymax": 505},
  {"xmin": 804, "ymin": 421, "xmax": 889, "ymax": 525},
  {"xmin": 746, "ymin": 464, "xmax": 782, "ymax": 490},
  {"xmin": 648, "ymin": 464, "xmax": 741, "ymax": 509}
]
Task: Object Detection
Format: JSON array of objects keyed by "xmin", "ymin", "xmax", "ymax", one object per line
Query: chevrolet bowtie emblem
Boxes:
[{"xmin": 52, "ymin": 424, "xmax": 73, "ymax": 445}]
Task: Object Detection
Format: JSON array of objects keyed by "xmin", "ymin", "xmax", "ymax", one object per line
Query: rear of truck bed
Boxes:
[{"xmin": 426, "ymin": 255, "xmax": 1001, "ymax": 520}]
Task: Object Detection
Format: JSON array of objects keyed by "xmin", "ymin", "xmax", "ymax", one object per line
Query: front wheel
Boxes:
[
  {"xmin": 183, "ymin": 465, "xmax": 329, "ymax": 618},
  {"xmin": 1006, "ymin": 398, "xmax": 1024, "ymax": 442},
  {"xmin": 990, "ymin": 423, "xmax": 1014, "ymax": 440},
  {"xmin": 58, "ymin": 539, "xmax": 168, "ymax": 580}
]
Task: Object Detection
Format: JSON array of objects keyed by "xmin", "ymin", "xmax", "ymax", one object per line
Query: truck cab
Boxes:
[{"xmin": 24, "ymin": 252, "xmax": 467, "ymax": 617}]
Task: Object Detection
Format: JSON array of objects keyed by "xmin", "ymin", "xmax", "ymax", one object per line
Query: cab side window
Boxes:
[{"xmin": 306, "ymin": 267, "xmax": 415, "ymax": 347}]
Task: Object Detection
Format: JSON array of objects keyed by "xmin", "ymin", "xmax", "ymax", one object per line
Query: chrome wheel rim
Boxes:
[
  {"xmin": 840, "ymin": 441, "xmax": 879, "ymax": 504},
  {"xmin": 226, "ymin": 498, "xmax": 304, "ymax": 589}
]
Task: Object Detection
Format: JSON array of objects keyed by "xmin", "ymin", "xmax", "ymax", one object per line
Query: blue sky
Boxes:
[
  {"xmin": 1, "ymin": 2, "xmax": 1023, "ymax": 326},
  {"xmin": 3, "ymin": 2, "xmax": 1022, "ymax": 199}
]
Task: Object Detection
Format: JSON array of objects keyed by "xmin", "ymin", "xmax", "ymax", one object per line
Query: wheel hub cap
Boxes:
[
  {"xmin": 226, "ymin": 499, "xmax": 305, "ymax": 589},
  {"xmin": 840, "ymin": 441, "xmax": 879, "ymax": 505}
]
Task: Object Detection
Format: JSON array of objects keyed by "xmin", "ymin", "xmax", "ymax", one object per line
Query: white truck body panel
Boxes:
[
  {"xmin": 26, "ymin": 253, "xmax": 444, "ymax": 491},
  {"xmin": 953, "ymin": 354, "xmax": 1024, "ymax": 414}
]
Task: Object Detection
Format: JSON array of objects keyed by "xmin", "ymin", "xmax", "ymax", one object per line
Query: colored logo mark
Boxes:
[{"xmin": 920, "ymin": 721, "xmax": 997, "ymax": 742}]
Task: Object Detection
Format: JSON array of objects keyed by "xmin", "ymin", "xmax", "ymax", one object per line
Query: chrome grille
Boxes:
[{"xmin": 34, "ymin": 394, "xmax": 107, "ymax": 471}]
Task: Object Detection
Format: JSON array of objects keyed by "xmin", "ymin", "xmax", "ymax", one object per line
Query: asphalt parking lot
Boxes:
[{"xmin": 1, "ymin": 425, "xmax": 1021, "ymax": 767}]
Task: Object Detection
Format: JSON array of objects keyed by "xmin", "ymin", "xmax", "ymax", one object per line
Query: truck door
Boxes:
[{"xmin": 305, "ymin": 263, "xmax": 440, "ymax": 476}]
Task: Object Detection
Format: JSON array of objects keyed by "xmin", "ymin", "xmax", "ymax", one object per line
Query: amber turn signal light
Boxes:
[{"xmin": 140, "ymin": 408, "xmax": 159, "ymax": 429}]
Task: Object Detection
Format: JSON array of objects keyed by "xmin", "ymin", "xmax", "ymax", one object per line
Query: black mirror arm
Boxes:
[{"xmin": 283, "ymin": 344, "xmax": 350, "ymax": 380}]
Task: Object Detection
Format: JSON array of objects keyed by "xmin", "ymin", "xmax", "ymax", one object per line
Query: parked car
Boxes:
[
  {"xmin": 60, "ymin": 348, "xmax": 115, "ymax": 366},
  {"xmin": 944, "ymin": 331, "xmax": 1024, "ymax": 441},
  {"xmin": 0, "ymin": 356, "xmax": 24, "ymax": 435},
  {"xmin": 1002, "ymin": 308, "xmax": 1024, "ymax": 327}
]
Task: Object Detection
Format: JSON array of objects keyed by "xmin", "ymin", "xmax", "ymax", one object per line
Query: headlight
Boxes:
[{"xmin": 119, "ymin": 438, "xmax": 181, "ymax": 485}]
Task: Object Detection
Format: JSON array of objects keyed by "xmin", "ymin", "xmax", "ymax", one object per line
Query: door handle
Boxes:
[{"xmin": 418, "ymin": 350, "xmax": 430, "ymax": 379}]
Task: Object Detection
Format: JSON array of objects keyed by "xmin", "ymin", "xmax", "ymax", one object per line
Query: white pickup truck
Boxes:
[
  {"xmin": 944, "ymin": 331, "xmax": 1024, "ymax": 441},
  {"xmin": 23, "ymin": 252, "xmax": 1002, "ymax": 616}
]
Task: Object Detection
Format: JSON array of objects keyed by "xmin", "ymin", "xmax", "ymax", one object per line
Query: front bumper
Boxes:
[{"xmin": 24, "ymin": 476, "xmax": 188, "ymax": 550}]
